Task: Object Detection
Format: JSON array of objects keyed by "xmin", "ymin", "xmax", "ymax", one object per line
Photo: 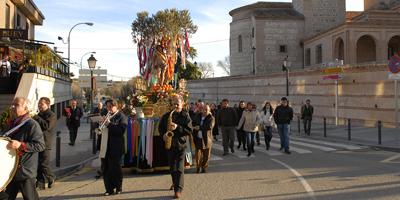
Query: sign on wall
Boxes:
[{"xmin": 0, "ymin": 29, "xmax": 28, "ymax": 40}]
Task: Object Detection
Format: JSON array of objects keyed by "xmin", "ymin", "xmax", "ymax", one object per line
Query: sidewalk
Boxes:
[
  {"xmin": 49, "ymin": 116, "xmax": 98, "ymax": 178},
  {"xmin": 292, "ymin": 121, "xmax": 400, "ymax": 151}
]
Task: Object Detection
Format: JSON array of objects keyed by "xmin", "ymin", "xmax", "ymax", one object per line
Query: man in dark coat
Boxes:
[
  {"xmin": 217, "ymin": 99, "xmax": 238, "ymax": 156},
  {"xmin": 63, "ymin": 99, "xmax": 83, "ymax": 146},
  {"xmin": 301, "ymin": 99, "xmax": 314, "ymax": 136},
  {"xmin": 273, "ymin": 97, "xmax": 293, "ymax": 154},
  {"xmin": 5, "ymin": 97, "xmax": 45, "ymax": 200},
  {"xmin": 32, "ymin": 97, "xmax": 57, "ymax": 190},
  {"xmin": 102, "ymin": 99, "xmax": 127, "ymax": 196},
  {"xmin": 159, "ymin": 94, "xmax": 192, "ymax": 199},
  {"xmin": 192, "ymin": 104, "xmax": 214, "ymax": 173}
]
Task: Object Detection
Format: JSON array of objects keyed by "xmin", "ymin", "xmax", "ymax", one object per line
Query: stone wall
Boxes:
[
  {"xmin": 230, "ymin": 18, "xmax": 253, "ymax": 76},
  {"xmin": 187, "ymin": 65, "xmax": 399, "ymax": 127},
  {"xmin": 293, "ymin": 0, "xmax": 346, "ymax": 38},
  {"xmin": 255, "ymin": 19, "xmax": 304, "ymax": 73}
]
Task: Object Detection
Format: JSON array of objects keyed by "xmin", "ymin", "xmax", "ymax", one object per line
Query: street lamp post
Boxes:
[
  {"xmin": 87, "ymin": 54, "xmax": 97, "ymax": 113},
  {"xmin": 282, "ymin": 56, "xmax": 291, "ymax": 96},
  {"xmin": 58, "ymin": 22, "xmax": 94, "ymax": 74},
  {"xmin": 80, "ymin": 51, "xmax": 96, "ymax": 69}
]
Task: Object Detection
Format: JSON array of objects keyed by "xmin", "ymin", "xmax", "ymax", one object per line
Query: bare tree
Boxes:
[
  {"xmin": 197, "ymin": 62, "xmax": 214, "ymax": 78},
  {"xmin": 217, "ymin": 56, "xmax": 230, "ymax": 75}
]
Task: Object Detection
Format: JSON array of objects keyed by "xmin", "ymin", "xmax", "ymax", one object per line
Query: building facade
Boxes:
[
  {"xmin": 0, "ymin": 0, "xmax": 44, "ymax": 41},
  {"xmin": 230, "ymin": 0, "xmax": 400, "ymax": 75}
]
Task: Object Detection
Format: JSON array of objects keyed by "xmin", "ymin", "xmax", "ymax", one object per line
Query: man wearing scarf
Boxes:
[
  {"xmin": 159, "ymin": 94, "xmax": 192, "ymax": 199},
  {"xmin": 102, "ymin": 99, "xmax": 127, "ymax": 196},
  {"xmin": 5, "ymin": 97, "xmax": 45, "ymax": 200}
]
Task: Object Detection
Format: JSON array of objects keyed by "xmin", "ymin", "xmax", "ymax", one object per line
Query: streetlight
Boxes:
[
  {"xmin": 282, "ymin": 56, "xmax": 291, "ymax": 96},
  {"xmin": 252, "ymin": 46, "xmax": 256, "ymax": 75},
  {"xmin": 80, "ymin": 51, "xmax": 96, "ymax": 69},
  {"xmin": 58, "ymin": 22, "xmax": 94, "ymax": 74},
  {"xmin": 87, "ymin": 54, "xmax": 97, "ymax": 112}
]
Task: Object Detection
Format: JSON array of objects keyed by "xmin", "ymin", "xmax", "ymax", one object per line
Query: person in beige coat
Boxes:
[
  {"xmin": 237, "ymin": 102, "xmax": 260, "ymax": 157},
  {"xmin": 192, "ymin": 104, "xmax": 215, "ymax": 173}
]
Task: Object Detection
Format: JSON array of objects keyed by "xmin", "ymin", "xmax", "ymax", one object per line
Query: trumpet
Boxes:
[
  {"xmin": 95, "ymin": 111, "xmax": 119, "ymax": 135},
  {"xmin": 163, "ymin": 110, "xmax": 175, "ymax": 150}
]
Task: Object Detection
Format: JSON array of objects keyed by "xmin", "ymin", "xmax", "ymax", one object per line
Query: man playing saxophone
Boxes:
[{"xmin": 158, "ymin": 94, "xmax": 192, "ymax": 199}]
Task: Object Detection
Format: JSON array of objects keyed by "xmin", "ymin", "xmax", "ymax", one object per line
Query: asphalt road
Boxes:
[{"xmin": 29, "ymin": 135, "xmax": 400, "ymax": 200}]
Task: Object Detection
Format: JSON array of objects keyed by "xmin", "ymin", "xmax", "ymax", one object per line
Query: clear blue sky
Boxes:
[{"xmin": 34, "ymin": 0, "xmax": 363, "ymax": 79}]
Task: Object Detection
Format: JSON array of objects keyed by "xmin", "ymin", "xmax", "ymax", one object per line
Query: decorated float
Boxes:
[{"xmin": 123, "ymin": 9, "xmax": 197, "ymax": 172}]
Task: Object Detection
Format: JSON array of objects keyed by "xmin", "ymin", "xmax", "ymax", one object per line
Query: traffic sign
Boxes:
[
  {"xmin": 389, "ymin": 73, "xmax": 400, "ymax": 80},
  {"xmin": 324, "ymin": 67, "xmax": 343, "ymax": 75},
  {"xmin": 388, "ymin": 55, "xmax": 400, "ymax": 74}
]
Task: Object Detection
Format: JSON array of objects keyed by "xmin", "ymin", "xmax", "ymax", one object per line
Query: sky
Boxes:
[{"xmin": 34, "ymin": 0, "xmax": 364, "ymax": 81}]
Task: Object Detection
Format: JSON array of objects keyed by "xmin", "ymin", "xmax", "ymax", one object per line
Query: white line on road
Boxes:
[
  {"xmin": 210, "ymin": 154, "xmax": 223, "ymax": 161},
  {"xmin": 271, "ymin": 138, "xmax": 337, "ymax": 152},
  {"xmin": 269, "ymin": 142, "xmax": 312, "ymax": 154},
  {"xmin": 271, "ymin": 158, "xmax": 316, "ymax": 200},
  {"xmin": 291, "ymin": 137, "xmax": 362, "ymax": 150},
  {"xmin": 381, "ymin": 154, "xmax": 400, "ymax": 163}
]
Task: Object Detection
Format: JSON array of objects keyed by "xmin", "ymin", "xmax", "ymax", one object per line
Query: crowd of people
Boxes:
[
  {"xmin": 0, "ymin": 54, "xmax": 27, "ymax": 92},
  {"xmin": 0, "ymin": 94, "xmax": 314, "ymax": 200}
]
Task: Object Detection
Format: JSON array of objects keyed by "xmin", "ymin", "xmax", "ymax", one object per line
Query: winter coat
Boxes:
[
  {"xmin": 273, "ymin": 105, "xmax": 294, "ymax": 124},
  {"xmin": 237, "ymin": 110, "xmax": 260, "ymax": 133},
  {"xmin": 159, "ymin": 110, "xmax": 192, "ymax": 151},
  {"xmin": 33, "ymin": 109, "xmax": 57, "ymax": 150}
]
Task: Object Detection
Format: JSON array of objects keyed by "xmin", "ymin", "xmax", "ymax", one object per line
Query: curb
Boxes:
[
  {"xmin": 53, "ymin": 155, "xmax": 98, "ymax": 179},
  {"xmin": 294, "ymin": 134, "xmax": 400, "ymax": 152}
]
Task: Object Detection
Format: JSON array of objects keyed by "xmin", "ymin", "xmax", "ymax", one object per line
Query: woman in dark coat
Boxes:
[{"xmin": 210, "ymin": 103, "xmax": 219, "ymax": 141}]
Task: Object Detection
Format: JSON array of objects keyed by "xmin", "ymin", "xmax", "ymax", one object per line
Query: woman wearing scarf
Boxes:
[
  {"xmin": 237, "ymin": 102, "xmax": 260, "ymax": 157},
  {"xmin": 260, "ymin": 102, "xmax": 274, "ymax": 150}
]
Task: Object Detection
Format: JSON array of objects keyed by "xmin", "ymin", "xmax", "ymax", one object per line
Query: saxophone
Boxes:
[{"xmin": 163, "ymin": 110, "xmax": 175, "ymax": 150}]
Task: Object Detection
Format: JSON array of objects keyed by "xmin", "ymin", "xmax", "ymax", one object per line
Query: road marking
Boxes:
[
  {"xmin": 269, "ymin": 142, "xmax": 312, "ymax": 154},
  {"xmin": 212, "ymin": 143, "xmax": 255, "ymax": 158},
  {"xmin": 271, "ymin": 138, "xmax": 337, "ymax": 152},
  {"xmin": 253, "ymin": 145, "xmax": 284, "ymax": 156},
  {"xmin": 381, "ymin": 154, "xmax": 400, "ymax": 163},
  {"xmin": 271, "ymin": 158, "xmax": 316, "ymax": 200},
  {"xmin": 210, "ymin": 154, "xmax": 223, "ymax": 161},
  {"xmin": 291, "ymin": 137, "xmax": 362, "ymax": 150}
]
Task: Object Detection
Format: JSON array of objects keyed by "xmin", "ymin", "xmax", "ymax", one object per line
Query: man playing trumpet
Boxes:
[{"xmin": 158, "ymin": 94, "xmax": 192, "ymax": 199}]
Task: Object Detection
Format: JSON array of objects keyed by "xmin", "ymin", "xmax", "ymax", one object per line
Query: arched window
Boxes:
[
  {"xmin": 388, "ymin": 35, "xmax": 400, "ymax": 59},
  {"xmin": 356, "ymin": 35, "xmax": 376, "ymax": 63},
  {"xmin": 238, "ymin": 35, "xmax": 243, "ymax": 53}
]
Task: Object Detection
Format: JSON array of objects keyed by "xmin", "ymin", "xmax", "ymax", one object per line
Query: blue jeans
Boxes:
[
  {"xmin": 246, "ymin": 132, "xmax": 255, "ymax": 154},
  {"xmin": 277, "ymin": 124, "xmax": 290, "ymax": 151}
]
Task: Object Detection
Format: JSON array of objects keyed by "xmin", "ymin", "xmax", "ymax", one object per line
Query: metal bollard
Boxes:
[
  {"xmin": 378, "ymin": 121, "xmax": 382, "ymax": 145},
  {"xmin": 298, "ymin": 115, "xmax": 301, "ymax": 134},
  {"xmin": 56, "ymin": 131, "xmax": 61, "ymax": 167},
  {"xmin": 92, "ymin": 132, "xmax": 97, "ymax": 154},
  {"xmin": 347, "ymin": 119, "xmax": 351, "ymax": 141},
  {"xmin": 323, "ymin": 117, "xmax": 327, "ymax": 137}
]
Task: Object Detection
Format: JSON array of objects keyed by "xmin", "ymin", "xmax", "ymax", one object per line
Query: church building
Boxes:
[{"xmin": 229, "ymin": 0, "xmax": 400, "ymax": 76}]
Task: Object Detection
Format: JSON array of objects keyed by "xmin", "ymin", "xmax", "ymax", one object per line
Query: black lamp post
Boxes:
[
  {"xmin": 282, "ymin": 56, "xmax": 291, "ymax": 96},
  {"xmin": 87, "ymin": 54, "xmax": 97, "ymax": 112}
]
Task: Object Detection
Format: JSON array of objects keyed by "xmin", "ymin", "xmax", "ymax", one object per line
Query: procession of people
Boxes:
[{"xmin": 0, "ymin": 94, "xmax": 308, "ymax": 199}]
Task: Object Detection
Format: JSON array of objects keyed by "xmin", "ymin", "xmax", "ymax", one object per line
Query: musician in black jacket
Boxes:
[
  {"xmin": 33, "ymin": 97, "xmax": 57, "ymax": 190},
  {"xmin": 102, "ymin": 99, "xmax": 127, "ymax": 196},
  {"xmin": 6, "ymin": 97, "xmax": 45, "ymax": 200},
  {"xmin": 158, "ymin": 94, "xmax": 192, "ymax": 199}
]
